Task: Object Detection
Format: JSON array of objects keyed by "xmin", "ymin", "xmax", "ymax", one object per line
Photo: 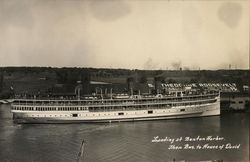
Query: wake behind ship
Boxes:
[{"xmin": 10, "ymin": 90, "xmax": 220, "ymax": 123}]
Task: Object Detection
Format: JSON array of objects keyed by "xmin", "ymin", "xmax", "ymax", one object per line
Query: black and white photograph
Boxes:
[{"xmin": 0, "ymin": 0, "xmax": 249, "ymax": 161}]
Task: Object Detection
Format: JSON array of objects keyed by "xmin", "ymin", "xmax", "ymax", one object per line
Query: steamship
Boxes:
[{"xmin": 10, "ymin": 90, "xmax": 220, "ymax": 123}]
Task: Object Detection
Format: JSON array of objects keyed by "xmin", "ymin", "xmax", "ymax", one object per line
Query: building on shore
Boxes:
[
  {"xmin": 243, "ymin": 85, "xmax": 249, "ymax": 92},
  {"xmin": 220, "ymin": 92, "xmax": 250, "ymax": 110}
]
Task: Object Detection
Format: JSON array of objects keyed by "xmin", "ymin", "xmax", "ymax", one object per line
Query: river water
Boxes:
[{"xmin": 0, "ymin": 104, "xmax": 249, "ymax": 162}]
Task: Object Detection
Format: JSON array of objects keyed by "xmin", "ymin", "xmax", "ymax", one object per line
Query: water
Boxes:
[{"xmin": 0, "ymin": 104, "xmax": 249, "ymax": 162}]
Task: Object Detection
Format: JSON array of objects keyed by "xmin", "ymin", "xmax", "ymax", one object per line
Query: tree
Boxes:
[
  {"xmin": 139, "ymin": 76, "xmax": 148, "ymax": 83},
  {"xmin": 189, "ymin": 78, "xmax": 198, "ymax": 83},
  {"xmin": 154, "ymin": 76, "xmax": 165, "ymax": 83},
  {"xmin": 167, "ymin": 79, "xmax": 177, "ymax": 84}
]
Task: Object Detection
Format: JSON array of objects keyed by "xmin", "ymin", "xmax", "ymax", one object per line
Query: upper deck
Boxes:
[{"xmin": 12, "ymin": 92, "xmax": 219, "ymax": 107}]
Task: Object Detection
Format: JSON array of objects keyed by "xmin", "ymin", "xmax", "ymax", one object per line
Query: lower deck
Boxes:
[{"xmin": 12, "ymin": 102, "xmax": 220, "ymax": 123}]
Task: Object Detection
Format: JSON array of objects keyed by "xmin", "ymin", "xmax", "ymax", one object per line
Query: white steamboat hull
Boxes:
[{"xmin": 12, "ymin": 102, "xmax": 220, "ymax": 124}]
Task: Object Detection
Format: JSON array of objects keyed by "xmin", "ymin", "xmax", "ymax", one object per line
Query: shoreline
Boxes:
[{"xmin": 221, "ymin": 109, "xmax": 250, "ymax": 113}]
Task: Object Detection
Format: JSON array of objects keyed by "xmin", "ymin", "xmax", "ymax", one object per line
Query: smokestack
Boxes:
[
  {"xmin": 127, "ymin": 77, "xmax": 134, "ymax": 95},
  {"xmin": 81, "ymin": 71, "xmax": 91, "ymax": 95},
  {"xmin": 154, "ymin": 76, "xmax": 164, "ymax": 94}
]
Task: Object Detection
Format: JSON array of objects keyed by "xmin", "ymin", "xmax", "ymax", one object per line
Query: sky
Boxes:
[{"xmin": 0, "ymin": 0, "xmax": 249, "ymax": 70}]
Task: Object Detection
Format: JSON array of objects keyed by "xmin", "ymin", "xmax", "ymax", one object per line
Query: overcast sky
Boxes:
[{"xmin": 0, "ymin": 0, "xmax": 249, "ymax": 70}]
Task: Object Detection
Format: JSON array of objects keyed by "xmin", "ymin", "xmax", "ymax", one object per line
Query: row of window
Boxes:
[
  {"xmin": 24, "ymin": 107, "xmax": 210, "ymax": 118},
  {"xmin": 14, "ymin": 95, "xmax": 218, "ymax": 106},
  {"xmin": 89, "ymin": 99, "xmax": 216, "ymax": 112},
  {"xmin": 11, "ymin": 99, "xmax": 216, "ymax": 111},
  {"xmin": 12, "ymin": 107, "xmax": 88, "ymax": 111},
  {"xmin": 231, "ymin": 101, "xmax": 244, "ymax": 104}
]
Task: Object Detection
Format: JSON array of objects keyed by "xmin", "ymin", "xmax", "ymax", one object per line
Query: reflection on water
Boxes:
[{"xmin": 0, "ymin": 104, "xmax": 249, "ymax": 162}]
